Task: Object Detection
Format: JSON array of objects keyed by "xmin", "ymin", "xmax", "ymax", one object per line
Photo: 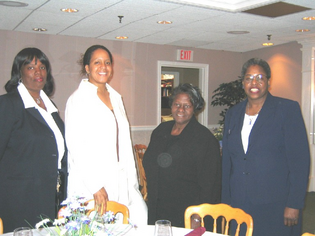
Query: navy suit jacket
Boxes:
[
  {"xmin": 0, "ymin": 89, "xmax": 67, "ymax": 232},
  {"xmin": 222, "ymin": 93, "xmax": 310, "ymax": 209}
]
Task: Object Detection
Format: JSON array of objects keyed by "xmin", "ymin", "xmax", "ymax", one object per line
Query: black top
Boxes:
[{"xmin": 143, "ymin": 116, "xmax": 221, "ymax": 227}]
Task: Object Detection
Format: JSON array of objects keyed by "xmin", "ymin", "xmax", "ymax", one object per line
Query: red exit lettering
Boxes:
[{"xmin": 177, "ymin": 49, "xmax": 193, "ymax": 61}]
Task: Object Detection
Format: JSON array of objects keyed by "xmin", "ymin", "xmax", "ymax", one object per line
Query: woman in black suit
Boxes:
[
  {"xmin": 0, "ymin": 48, "xmax": 67, "ymax": 233},
  {"xmin": 143, "ymin": 83, "xmax": 221, "ymax": 229},
  {"xmin": 222, "ymin": 58, "xmax": 310, "ymax": 236}
]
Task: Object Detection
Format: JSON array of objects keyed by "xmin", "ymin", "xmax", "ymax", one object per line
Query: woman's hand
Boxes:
[
  {"xmin": 93, "ymin": 187, "xmax": 109, "ymax": 215},
  {"xmin": 191, "ymin": 214, "xmax": 202, "ymax": 229},
  {"xmin": 284, "ymin": 207, "xmax": 299, "ymax": 226}
]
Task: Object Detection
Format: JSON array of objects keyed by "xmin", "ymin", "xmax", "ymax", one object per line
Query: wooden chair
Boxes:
[
  {"xmin": 0, "ymin": 217, "xmax": 3, "ymax": 235},
  {"xmin": 134, "ymin": 144, "xmax": 148, "ymax": 201},
  {"xmin": 184, "ymin": 203, "xmax": 253, "ymax": 236},
  {"xmin": 58, "ymin": 200, "xmax": 130, "ymax": 224},
  {"xmin": 302, "ymin": 233, "xmax": 315, "ymax": 236},
  {"xmin": 86, "ymin": 200, "xmax": 130, "ymax": 224}
]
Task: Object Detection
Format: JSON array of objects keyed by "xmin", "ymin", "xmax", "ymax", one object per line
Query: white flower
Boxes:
[
  {"xmin": 58, "ymin": 207, "xmax": 72, "ymax": 218},
  {"xmin": 53, "ymin": 218, "xmax": 65, "ymax": 226},
  {"xmin": 35, "ymin": 218, "xmax": 50, "ymax": 229}
]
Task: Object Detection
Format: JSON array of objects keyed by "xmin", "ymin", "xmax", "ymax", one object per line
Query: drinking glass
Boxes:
[
  {"xmin": 154, "ymin": 220, "xmax": 173, "ymax": 236},
  {"xmin": 13, "ymin": 227, "xmax": 33, "ymax": 236}
]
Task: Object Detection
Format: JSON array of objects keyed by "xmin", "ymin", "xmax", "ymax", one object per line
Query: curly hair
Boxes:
[{"xmin": 169, "ymin": 83, "xmax": 205, "ymax": 113}]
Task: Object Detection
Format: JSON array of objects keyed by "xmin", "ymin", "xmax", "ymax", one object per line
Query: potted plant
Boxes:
[{"xmin": 211, "ymin": 77, "xmax": 247, "ymax": 142}]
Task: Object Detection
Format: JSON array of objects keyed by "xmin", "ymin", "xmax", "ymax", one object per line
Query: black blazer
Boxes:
[
  {"xmin": 143, "ymin": 116, "xmax": 221, "ymax": 227},
  {"xmin": 0, "ymin": 89, "xmax": 67, "ymax": 233},
  {"xmin": 222, "ymin": 93, "xmax": 310, "ymax": 209}
]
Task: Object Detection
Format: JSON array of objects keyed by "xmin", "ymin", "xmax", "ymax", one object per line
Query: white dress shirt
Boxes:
[{"xmin": 18, "ymin": 83, "xmax": 65, "ymax": 168}]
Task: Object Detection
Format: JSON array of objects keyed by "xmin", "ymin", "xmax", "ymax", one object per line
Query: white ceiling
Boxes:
[{"xmin": 1, "ymin": 0, "xmax": 315, "ymax": 52}]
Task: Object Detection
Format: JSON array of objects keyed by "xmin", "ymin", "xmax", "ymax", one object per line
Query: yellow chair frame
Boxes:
[
  {"xmin": 86, "ymin": 200, "xmax": 130, "ymax": 224},
  {"xmin": 184, "ymin": 203, "xmax": 253, "ymax": 236},
  {"xmin": 0, "ymin": 217, "xmax": 3, "ymax": 235},
  {"xmin": 58, "ymin": 200, "xmax": 130, "ymax": 224},
  {"xmin": 134, "ymin": 144, "xmax": 148, "ymax": 201}
]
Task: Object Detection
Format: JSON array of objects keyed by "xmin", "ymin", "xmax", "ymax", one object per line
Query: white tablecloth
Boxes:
[{"xmin": 3, "ymin": 225, "xmax": 223, "ymax": 236}]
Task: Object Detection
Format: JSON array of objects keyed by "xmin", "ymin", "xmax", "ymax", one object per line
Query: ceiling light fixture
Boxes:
[
  {"xmin": 33, "ymin": 28, "xmax": 47, "ymax": 32},
  {"xmin": 118, "ymin": 16, "xmax": 124, "ymax": 23},
  {"xmin": 157, "ymin": 20, "xmax": 172, "ymax": 24},
  {"xmin": 61, "ymin": 8, "xmax": 78, "ymax": 13},
  {"xmin": 296, "ymin": 29, "xmax": 310, "ymax": 32},
  {"xmin": 302, "ymin": 16, "xmax": 315, "ymax": 20},
  {"xmin": 227, "ymin": 31, "xmax": 250, "ymax": 34},
  {"xmin": 262, "ymin": 34, "xmax": 273, "ymax": 46},
  {"xmin": 115, "ymin": 36, "xmax": 128, "ymax": 40},
  {"xmin": 0, "ymin": 1, "xmax": 28, "ymax": 7}
]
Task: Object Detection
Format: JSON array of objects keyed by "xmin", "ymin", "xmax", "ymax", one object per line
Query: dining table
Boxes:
[{"xmin": 3, "ymin": 225, "xmax": 223, "ymax": 236}]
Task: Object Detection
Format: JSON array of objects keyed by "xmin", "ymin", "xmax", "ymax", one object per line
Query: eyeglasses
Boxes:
[
  {"xmin": 172, "ymin": 103, "xmax": 192, "ymax": 109},
  {"xmin": 243, "ymin": 74, "xmax": 267, "ymax": 84}
]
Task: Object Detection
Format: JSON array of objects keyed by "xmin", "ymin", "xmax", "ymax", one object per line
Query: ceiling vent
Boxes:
[{"xmin": 243, "ymin": 1, "xmax": 311, "ymax": 18}]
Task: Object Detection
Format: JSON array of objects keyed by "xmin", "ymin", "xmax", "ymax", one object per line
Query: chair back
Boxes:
[
  {"xmin": 86, "ymin": 200, "xmax": 130, "ymax": 224},
  {"xmin": 302, "ymin": 233, "xmax": 315, "ymax": 236},
  {"xmin": 184, "ymin": 203, "xmax": 253, "ymax": 236},
  {"xmin": 134, "ymin": 144, "xmax": 148, "ymax": 201},
  {"xmin": 0, "ymin": 217, "xmax": 3, "ymax": 234},
  {"xmin": 58, "ymin": 200, "xmax": 130, "ymax": 224}
]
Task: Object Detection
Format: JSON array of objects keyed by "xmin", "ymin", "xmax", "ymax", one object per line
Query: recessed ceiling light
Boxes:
[
  {"xmin": 61, "ymin": 8, "xmax": 78, "ymax": 13},
  {"xmin": 302, "ymin": 16, "xmax": 315, "ymax": 20},
  {"xmin": 115, "ymin": 36, "xmax": 128, "ymax": 40},
  {"xmin": 296, "ymin": 29, "xmax": 310, "ymax": 32},
  {"xmin": 227, "ymin": 31, "xmax": 250, "ymax": 34},
  {"xmin": 0, "ymin": 1, "xmax": 28, "ymax": 7},
  {"xmin": 157, "ymin": 21, "xmax": 172, "ymax": 24},
  {"xmin": 262, "ymin": 42, "xmax": 274, "ymax": 46},
  {"xmin": 33, "ymin": 28, "xmax": 47, "ymax": 32}
]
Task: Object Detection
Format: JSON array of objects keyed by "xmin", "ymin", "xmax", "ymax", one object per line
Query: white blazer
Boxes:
[{"xmin": 65, "ymin": 79, "xmax": 147, "ymax": 224}]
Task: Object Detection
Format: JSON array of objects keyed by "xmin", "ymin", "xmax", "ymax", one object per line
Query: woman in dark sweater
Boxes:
[{"xmin": 143, "ymin": 83, "xmax": 221, "ymax": 229}]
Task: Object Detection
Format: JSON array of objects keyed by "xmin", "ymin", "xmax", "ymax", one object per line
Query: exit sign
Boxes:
[{"xmin": 177, "ymin": 49, "xmax": 193, "ymax": 61}]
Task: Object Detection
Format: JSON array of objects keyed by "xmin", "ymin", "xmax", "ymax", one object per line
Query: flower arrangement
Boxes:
[{"xmin": 35, "ymin": 196, "xmax": 132, "ymax": 236}]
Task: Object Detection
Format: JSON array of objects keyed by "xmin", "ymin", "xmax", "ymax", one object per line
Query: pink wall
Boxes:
[{"xmin": 0, "ymin": 30, "xmax": 302, "ymax": 127}]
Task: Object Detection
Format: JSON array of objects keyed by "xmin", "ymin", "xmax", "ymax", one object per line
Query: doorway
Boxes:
[{"xmin": 157, "ymin": 61, "xmax": 209, "ymax": 127}]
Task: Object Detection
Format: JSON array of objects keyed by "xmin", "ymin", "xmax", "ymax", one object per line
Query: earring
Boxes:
[{"xmin": 18, "ymin": 78, "xmax": 22, "ymax": 84}]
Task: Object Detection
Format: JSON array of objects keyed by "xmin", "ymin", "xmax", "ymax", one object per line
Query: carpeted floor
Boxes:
[{"xmin": 302, "ymin": 192, "xmax": 315, "ymax": 234}]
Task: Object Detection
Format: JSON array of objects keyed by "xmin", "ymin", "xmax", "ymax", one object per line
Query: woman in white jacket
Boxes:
[{"xmin": 65, "ymin": 45, "xmax": 147, "ymax": 225}]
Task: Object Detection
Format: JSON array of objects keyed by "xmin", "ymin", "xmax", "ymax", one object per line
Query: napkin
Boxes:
[{"xmin": 185, "ymin": 227, "xmax": 206, "ymax": 236}]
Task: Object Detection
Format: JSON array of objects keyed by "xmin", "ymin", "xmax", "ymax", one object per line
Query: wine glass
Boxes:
[
  {"xmin": 13, "ymin": 227, "xmax": 33, "ymax": 236},
  {"xmin": 154, "ymin": 220, "xmax": 173, "ymax": 236}
]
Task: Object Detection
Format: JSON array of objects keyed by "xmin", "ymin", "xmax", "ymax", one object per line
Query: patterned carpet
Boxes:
[{"xmin": 302, "ymin": 192, "xmax": 315, "ymax": 234}]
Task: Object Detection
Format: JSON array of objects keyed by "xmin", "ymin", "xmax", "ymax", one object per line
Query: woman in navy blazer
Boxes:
[
  {"xmin": 222, "ymin": 58, "xmax": 310, "ymax": 236},
  {"xmin": 0, "ymin": 48, "xmax": 67, "ymax": 232}
]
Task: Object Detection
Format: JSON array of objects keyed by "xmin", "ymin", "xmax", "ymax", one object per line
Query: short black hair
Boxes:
[{"xmin": 241, "ymin": 58, "xmax": 271, "ymax": 80}]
